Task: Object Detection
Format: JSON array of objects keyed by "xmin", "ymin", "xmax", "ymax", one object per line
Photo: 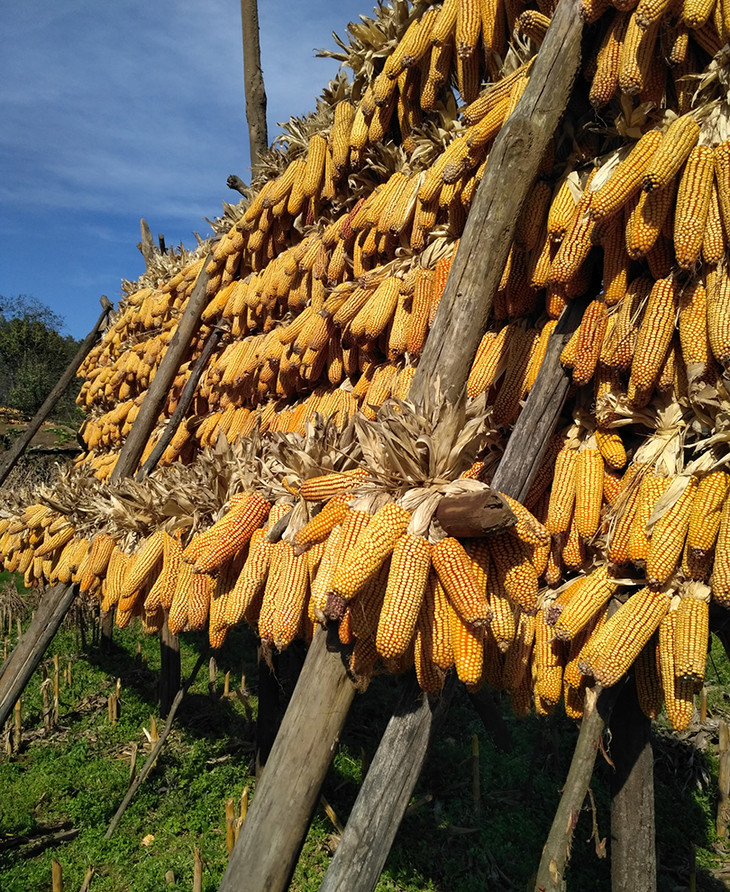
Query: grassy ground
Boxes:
[{"xmin": 1, "ymin": 574, "xmax": 729, "ymax": 891}]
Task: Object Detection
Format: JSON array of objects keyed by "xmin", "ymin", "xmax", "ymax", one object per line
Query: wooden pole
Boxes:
[
  {"xmin": 407, "ymin": 0, "xmax": 584, "ymax": 410},
  {"xmin": 52, "ymin": 858, "xmax": 63, "ymax": 892},
  {"xmin": 609, "ymin": 678, "xmax": 656, "ymax": 892},
  {"xmin": 0, "ymin": 583, "xmax": 78, "ymax": 728},
  {"xmin": 219, "ymin": 630, "xmax": 356, "ymax": 892},
  {"xmin": 240, "ymin": 0, "xmax": 268, "ymax": 166},
  {"xmin": 135, "ymin": 322, "xmax": 227, "ymax": 482},
  {"xmin": 0, "ymin": 297, "xmax": 113, "ymax": 486},
  {"xmin": 535, "ymin": 681, "xmax": 625, "ymax": 891},
  {"xmin": 109, "ymin": 255, "xmax": 212, "ymax": 482},
  {"xmin": 718, "ymin": 720, "xmax": 730, "ymax": 837}
]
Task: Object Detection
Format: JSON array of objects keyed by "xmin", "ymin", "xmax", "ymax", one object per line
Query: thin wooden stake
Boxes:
[
  {"xmin": 240, "ymin": 787, "xmax": 249, "ymax": 823},
  {"xmin": 700, "ymin": 687, "xmax": 707, "ymax": 724},
  {"xmin": 79, "ymin": 866, "xmax": 94, "ymax": 892},
  {"xmin": 42, "ymin": 678, "xmax": 52, "ymax": 731},
  {"xmin": 209, "ymin": 657, "xmax": 218, "ymax": 700},
  {"xmin": 13, "ymin": 697, "xmax": 21, "ymax": 752},
  {"xmin": 718, "ymin": 720, "xmax": 730, "ymax": 837},
  {"xmin": 225, "ymin": 798, "xmax": 236, "ymax": 854},
  {"xmin": 105, "ymin": 650, "xmax": 207, "ymax": 839},
  {"xmin": 53, "ymin": 654, "xmax": 60, "ymax": 723},
  {"xmin": 129, "ymin": 743, "xmax": 138, "ymax": 784},
  {"xmin": 17, "ymin": 617, "xmax": 22, "ymax": 640},
  {"xmin": 66, "ymin": 660, "xmax": 72, "ymax": 687},
  {"xmin": 224, "ymin": 671, "xmax": 230, "ymax": 697},
  {"xmin": 52, "ymin": 858, "xmax": 63, "ymax": 892},
  {"xmin": 193, "ymin": 846, "xmax": 203, "ymax": 892},
  {"xmin": 150, "ymin": 715, "xmax": 159, "ymax": 744}
]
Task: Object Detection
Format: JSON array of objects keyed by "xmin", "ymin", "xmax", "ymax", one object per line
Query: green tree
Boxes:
[{"xmin": 0, "ymin": 295, "xmax": 83, "ymax": 423}]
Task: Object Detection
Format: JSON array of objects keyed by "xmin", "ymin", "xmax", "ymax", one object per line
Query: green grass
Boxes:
[{"xmin": 1, "ymin": 583, "xmax": 729, "ymax": 891}]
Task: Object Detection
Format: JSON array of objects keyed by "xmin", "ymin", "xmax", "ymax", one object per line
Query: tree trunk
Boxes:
[
  {"xmin": 0, "ymin": 297, "xmax": 113, "ymax": 486},
  {"xmin": 609, "ymin": 679, "xmax": 656, "ymax": 892},
  {"xmin": 240, "ymin": 0, "xmax": 268, "ymax": 166}
]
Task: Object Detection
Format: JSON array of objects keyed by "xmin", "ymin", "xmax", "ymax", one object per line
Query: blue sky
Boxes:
[{"xmin": 0, "ymin": 0, "xmax": 367, "ymax": 339}]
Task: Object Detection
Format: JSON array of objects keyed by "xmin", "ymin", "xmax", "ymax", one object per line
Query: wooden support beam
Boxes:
[
  {"xmin": 609, "ymin": 679, "xmax": 656, "ymax": 892},
  {"xmin": 110, "ymin": 254, "xmax": 212, "ymax": 482},
  {"xmin": 0, "ymin": 583, "xmax": 78, "ymax": 729},
  {"xmin": 408, "ymin": 0, "xmax": 584, "ymax": 410},
  {"xmin": 535, "ymin": 681, "xmax": 624, "ymax": 891},
  {"xmin": 0, "ymin": 297, "xmax": 113, "ymax": 487},
  {"xmin": 219, "ymin": 630, "xmax": 356, "ymax": 892},
  {"xmin": 135, "ymin": 322, "xmax": 227, "ymax": 482}
]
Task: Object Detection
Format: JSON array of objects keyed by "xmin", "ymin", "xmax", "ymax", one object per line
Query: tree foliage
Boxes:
[{"xmin": 0, "ymin": 295, "xmax": 83, "ymax": 423}]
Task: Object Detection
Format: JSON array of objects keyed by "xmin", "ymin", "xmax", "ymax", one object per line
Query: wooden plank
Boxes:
[
  {"xmin": 0, "ymin": 583, "xmax": 78, "ymax": 728},
  {"xmin": 0, "ymin": 297, "xmax": 113, "ymax": 486},
  {"xmin": 609, "ymin": 679, "xmax": 656, "ymax": 892},
  {"xmin": 110, "ymin": 254, "xmax": 212, "ymax": 482},
  {"xmin": 408, "ymin": 0, "xmax": 584, "ymax": 410},
  {"xmin": 218, "ymin": 629, "xmax": 356, "ymax": 892}
]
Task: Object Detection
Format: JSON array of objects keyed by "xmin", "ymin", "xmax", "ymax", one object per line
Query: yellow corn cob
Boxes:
[
  {"xmin": 34, "ymin": 523, "xmax": 75, "ymax": 558},
  {"xmin": 673, "ymin": 587, "xmax": 709, "ymax": 687},
  {"xmin": 299, "ymin": 468, "xmax": 370, "ymax": 502},
  {"xmin": 430, "ymin": 575, "xmax": 455, "ymax": 670},
  {"xmin": 572, "ymin": 300, "xmax": 609, "ymax": 387},
  {"xmin": 330, "ymin": 101, "xmax": 354, "ymax": 176},
  {"xmin": 628, "ymin": 275, "xmax": 678, "ymax": 403},
  {"xmin": 678, "ymin": 278, "xmax": 712, "ymax": 372},
  {"xmin": 707, "ymin": 266, "xmax": 730, "ymax": 368},
  {"xmin": 501, "ymin": 610, "xmax": 535, "ymax": 690},
  {"xmin": 590, "ymin": 130, "xmax": 663, "ymax": 220},
  {"xmin": 493, "ymin": 326, "xmax": 539, "ymax": 426},
  {"xmin": 589, "ymin": 11, "xmax": 629, "ymax": 107},
  {"xmin": 498, "ymin": 494, "xmax": 549, "ymax": 547},
  {"xmin": 466, "ymin": 324, "xmax": 509, "ymax": 399},
  {"xmin": 618, "ymin": 13, "xmax": 660, "ymax": 95},
  {"xmin": 123, "ymin": 529, "xmax": 165, "ymax": 597},
  {"xmin": 431, "ymin": 537, "xmax": 491, "ymax": 627},
  {"xmin": 674, "ymin": 145, "xmax": 715, "ymax": 269},
  {"xmin": 188, "ymin": 493, "xmax": 271, "ymax": 575},
  {"xmin": 596, "ymin": 429, "xmax": 626, "ymax": 471},
  {"xmin": 553, "ymin": 566, "xmax": 620, "ymax": 640},
  {"xmin": 574, "ymin": 447, "xmax": 605, "ymax": 540},
  {"xmin": 581, "ymin": 586, "xmax": 670, "ymax": 686},
  {"xmin": 642, "ymin": 114, "xmax": 700, "ymax": 192},
  {"xmin": 349, "ymin": 560, "xmax": 389, "ymax": 640},
  {"xmin": 489, "ymin": 532, "xmax": 539, "ymax": 615},
  {"xmin": 714, "ymin": 140, "xmax": 730, "ymax": 246},
  {"xmin": 293, "ymin": 496, "xmax": 349, "ymax": 553},
  {"xmin": 703, "ymin": 178, "xmax": 724, "ymax": 265},
  {"xmin": 534, "ymin": 611, "xmax": 564, "ymax": 713},
  {"xmin": 414, "ymin": 591, "xmax": 447, "ymax": 694},
  {"xmin": 329, "ymin": 502, "xmax": 410, "ymax": 602},
  {"xmin": 546, "ymin": 446, "xmax": 578, "ymax": 534},
  {"xmin": 687, "ymin": 471, "xmax": 729, "ymax": 555},
  {"xmin": 658, "ymin": 610, "xmax": 695, "ymax": 731},
  {"xmin": 682, "ymin": 0, "xmax": 715, "ymax": 26},
  {"xmin": 273, "ymin": 545, "xmax": 310, "ymax": 650},
  {"xmin": 451, "ymin": 608, "xmax": 485, "ymax": 686},
  {"xmin": 634, "ymin": 637, "xmax": 662, "ymax": 720},
  {"xmin": 601, "ymin": 215, "xmax": 631, "ymax": 306},
  {"xmin": 645, "ymin": 475, "xmax": 697, "ymax": 586},
  {"xmin": 385, "ymin": 6, "xmax": 438, "ymax": 79},
  {"xmin": 375, "ymin": 533, "xmax": 431, "ymax": 658}
]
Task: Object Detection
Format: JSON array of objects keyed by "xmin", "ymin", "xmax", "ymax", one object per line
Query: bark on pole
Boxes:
[
  {"xmin": 240, "ymin": 0, "xmax": 268, "ymax": 166},
  {"xmin": 0, "ymin": 297, "xmax": 113, "ymax": 487},
  {"xmin": 408, "ymin": 0, "xmax": 584, "ymax": 411},
  {"xmin": 609, "ymin": 679, "xmax": 656, "ymax": 892},
  {"xmin": 135, "ymin": 322, "xmax": 227, "ymax": 482},
  {"xmin": 109, "ymin": 255, "xmax": 212, "ymax": 483}
]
